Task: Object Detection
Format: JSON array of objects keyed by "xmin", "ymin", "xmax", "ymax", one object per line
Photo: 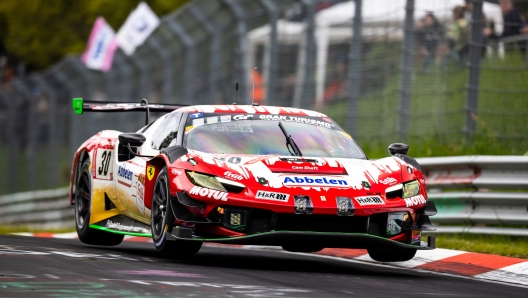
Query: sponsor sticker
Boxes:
[
  {"xmin": 320, "ymin": 196, "xmax": 327, "ymax": 201},
  {"xmin": 258, "ymin": 115, "xmax": 333, "ymax": 128},
  {"xmin": 404, "ymin": 194, "xmax": 426, "ymax": 207},
  {"xmin": 117, "ymin": 165, "xmax": 133, "ymax": 181},
  {"xmin": 224, "ymin": 171, "xmax": 243, "ymax": 181},
  {"xmin": 282, "ymin": 176, "xmax": 349, "ymax": 186},
  {"xmin": 190, "ymin": 112, "xmax": 203, "ymax": 119},
  {"xmin": 106, "ymin": 220, "xmax": 148, "ymax": 233},
  {"xmin": 220, "ymin": 115, "xmax": 231, "ymax": 122},
  {"xmin": 206, "ymin": 116, "xmax": 219, "ymax": 124},
  {"xmin": 188, "ymin": 186, "xmax": 228, "ymax": 201},
  {"xmin": 233, "ymin": 114, "xmax": 253, "ymax": 120},
  {"xmin": 255, "ymin": 190, "xmax": 289, "ymax": 202},
  {"xmin": 354, "ymin": 196, "xmax": 385, "ymax": 206},
  {"xmin": 193, "ymin": 118, "xmax": 204, "ymax": 127},
  {"xmin": 147, "ymin": 165, "xmax": 156, "ymax": 181},
  {"xmin": 292, "ymin": 165, "xmax": 318, "ymax": 170},
  {"xmin": 379, "ymin": 177, "xmax": 397, "ymax": 185}
]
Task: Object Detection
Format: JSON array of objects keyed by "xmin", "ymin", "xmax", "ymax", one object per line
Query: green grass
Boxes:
[
  {"xmin": 425, "ymin": 233, "xmax": 528, "ymax": 259},
  {"xmin": 0, "ymin": 225, "xmax": 74, "ymax": 235}
]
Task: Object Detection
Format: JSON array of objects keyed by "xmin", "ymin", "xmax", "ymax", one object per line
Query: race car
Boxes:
[{"xmin": 69, "ymin": 98, "xmax": 436, "ymax": 261}]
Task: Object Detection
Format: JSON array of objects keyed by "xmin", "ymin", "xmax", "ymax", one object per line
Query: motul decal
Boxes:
[
  {"xmin": 404, "ymin": 194, "xmax": 426, "ymax": 207},
  {"xmin": 188, "ymin": 186, "xmax": 228, "ymax": 201}
]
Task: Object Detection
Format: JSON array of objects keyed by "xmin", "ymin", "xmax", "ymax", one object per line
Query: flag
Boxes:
[
  {"xmin": 116, "ymin": 2, "xmax": 160, "ymax": 56},
  {"xmin": 81, "ymin": 17, "xmax": 118, "ymax": 72}
]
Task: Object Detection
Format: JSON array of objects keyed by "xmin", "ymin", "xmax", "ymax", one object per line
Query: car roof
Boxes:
[{"xmin": 175, "ymin": 105, "xmax": 328, "ymax": 118}]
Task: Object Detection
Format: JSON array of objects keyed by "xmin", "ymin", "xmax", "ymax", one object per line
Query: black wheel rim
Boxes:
[
  {"xmin": 152, "ymin": 174, "xmax": 168, "ymax": 239},
  {"xmin": 76, "ymin": 171, "xmax": 91, "ymax": 229}
]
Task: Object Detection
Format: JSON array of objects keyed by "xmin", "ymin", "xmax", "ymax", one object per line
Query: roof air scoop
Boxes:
[{"xmin": 388, "ymin": 143, "xmax": 409, "ymax": 156}]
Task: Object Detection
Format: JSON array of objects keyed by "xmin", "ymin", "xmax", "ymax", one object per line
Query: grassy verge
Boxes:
[
  {"xmin": 424, "ymin": 233, "xmax": 528, "ymax": 259},
  {"xmin": 0, "ymin": 225, "xmax": 74, "ymax": 235}
]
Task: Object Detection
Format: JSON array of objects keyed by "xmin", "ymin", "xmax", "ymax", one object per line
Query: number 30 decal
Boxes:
[{"xmin": 95, "ymin": 149, "xmax": 113, "ymax": 180}]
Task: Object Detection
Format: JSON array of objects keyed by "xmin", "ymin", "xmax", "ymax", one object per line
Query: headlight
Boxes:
[
  {"xmin": 403, "ymin": 180, "xmax": 420, "ymax": 198},
  {"xmin": 186, "ymin": 171, "xmax": 245, "ymax": 193},
  {"xmin": 385, "ymin": 180, "xmax": 420, "ymax": 199}
]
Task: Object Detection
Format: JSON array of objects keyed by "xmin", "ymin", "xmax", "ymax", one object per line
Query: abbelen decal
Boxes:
[
  {"xmin": 255, "ymin": 190, "xmax": 289, "ymax": 202},
  {"xmin": 283, "ymin": 176, "xmax": 349, "ymax": 186},
  {"xmin": 404, "ymin": 194, "xmax": 426, "ymax": 207},
  {"xmin": 189, "ymin": 186, "xmax": 228, "ymax": 201},
  {"xmin": 354, "ymin": 196, "xmax": 385, "ymax": 206}
]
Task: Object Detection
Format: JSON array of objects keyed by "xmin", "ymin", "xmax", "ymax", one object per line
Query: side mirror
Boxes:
[
  {"xmin": 388, "ymin": 143, "xmax": 409, "ymax": 156},
  {"xmin": 118, "ymin": 133, "xmax": 146, "ymax": 161},
  {"xmin": 118, "ymin": 133, "xmax": 146, "ymax": 147}
]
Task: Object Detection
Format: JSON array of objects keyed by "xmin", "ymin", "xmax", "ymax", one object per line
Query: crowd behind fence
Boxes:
[{"xmin": 1, "ymin": 0, "xmax": 528, "ymax": 195}]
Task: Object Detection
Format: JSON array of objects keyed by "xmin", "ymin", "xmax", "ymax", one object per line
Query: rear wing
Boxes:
[{"xmin": 72, "ymin": 98, "xmax": 187, "ymax": 125}]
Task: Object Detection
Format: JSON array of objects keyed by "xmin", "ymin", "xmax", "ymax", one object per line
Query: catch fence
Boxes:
[{"xmin": 1, "ymin": 0, "xmax": 528, "ymax": 195}]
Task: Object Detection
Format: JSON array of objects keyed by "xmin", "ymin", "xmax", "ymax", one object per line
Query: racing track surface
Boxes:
[{"xmin": 0, "ymin": 235, "xmax": 526, "ymax": 297}]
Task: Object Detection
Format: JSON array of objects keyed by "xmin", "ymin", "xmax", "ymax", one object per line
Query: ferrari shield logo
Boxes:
[{"xmin": 147, "ymin": 166, "xmax": 156, "ymax": 181}]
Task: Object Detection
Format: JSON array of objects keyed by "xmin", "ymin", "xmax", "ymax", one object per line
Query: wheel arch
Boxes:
[{"xmin": 70, "ymin": 149, "xmax": 90, "ymax": 205}]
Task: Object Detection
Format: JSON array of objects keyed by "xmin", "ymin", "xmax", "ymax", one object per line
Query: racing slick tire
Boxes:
[
  {"xmin": 367, "ymin": 248, "xmax": 417, "ymax": 262},
  {"xmin": 75, "ymin": 159, "xmax": 124, "ymax": 246},
  {"xmin": 151, "ymin": 166, "xmax": 202, "ymax": 256},
  {"xmin": 281, "ymin": 245, "xmax": 324, "ymax": 253}
]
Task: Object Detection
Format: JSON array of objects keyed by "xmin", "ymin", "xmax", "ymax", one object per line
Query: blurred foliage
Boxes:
[
  {"xmin": 0, "ymin": 0, "xmax": 189, "ymax": 71},
  {"xmin": 424, "ymin": 233, "xmax": 528, "ymax": 259}
]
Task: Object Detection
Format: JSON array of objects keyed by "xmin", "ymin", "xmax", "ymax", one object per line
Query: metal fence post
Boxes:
[
  {"xmin": 12, "ymin": 80, "xmax": 37, "ymax": 190},
  {"xmin": 146, "ymin": 34, "xmax": 174, "ymax": 102},
  {"xmin": 465, "ymin": 0, "xmax": 484, "ymax": 137},
  {"xmin": 293, "ymin": 0, "xmax": 316, "ymax": 109},
  {"xmin": 347, "ymin": 0, "xmax": 363, "ymax": 136},
  {"xmin": 398, "ymin": 0, "xmax": 415, "ymax": 140},
  {"xmin": 223, "ymin": 0, "xmax": 250, "ymax": 104},
  {"xmin": 189, "ymin": 5, "xmax": 221, "ymax": 105},
  {"xmin": 259, "ymin": 0, "xmax": 279, "ymax": 106},
  {"xmin": 166, "ymin": 17, "xmax": 195, "ymax": 105},
  {"xmin": 35, "ymin": 75, "xmax": 59, "ymax": 188},
  {"xmin": 54, "ymin": 58, "xmax": 82, "ymax": 160},
  {"xmin": 4, "ymin": 87, "xmax": 19, "ymax": 193}
]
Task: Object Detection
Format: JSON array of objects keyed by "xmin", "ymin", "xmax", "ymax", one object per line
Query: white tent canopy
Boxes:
[{"xmin": 247, "ymin": 0, "xmax": 502, "ymax": 106}]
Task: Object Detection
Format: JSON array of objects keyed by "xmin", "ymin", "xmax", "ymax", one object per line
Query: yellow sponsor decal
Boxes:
[
  {"xmin": 147, "ymin": 165, "xmax": 156, "ymax": 181},
  {"xmin": 185, "ymin": 126, "xmax": 195, "ymax": 134}
]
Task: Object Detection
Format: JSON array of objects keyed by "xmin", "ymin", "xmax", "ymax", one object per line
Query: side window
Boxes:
[{"xmin": 151, "ymin": 113, "xmax": 183, "ymax": 150}]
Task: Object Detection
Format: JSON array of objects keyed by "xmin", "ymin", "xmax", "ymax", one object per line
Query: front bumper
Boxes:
[{"xmin": 166, "ymin": 230, "xmax": 436, "ymax": 250}]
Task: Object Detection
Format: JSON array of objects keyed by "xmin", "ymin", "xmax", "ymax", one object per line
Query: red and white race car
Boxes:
[{"xmin": 70, "ymin": 98, "xmax": 436, "ymax": 261}]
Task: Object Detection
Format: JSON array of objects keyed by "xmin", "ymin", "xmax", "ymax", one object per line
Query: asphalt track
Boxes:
[{"xmin": 0, "ymin": 235, "xmax": 526, "ymax": 297}]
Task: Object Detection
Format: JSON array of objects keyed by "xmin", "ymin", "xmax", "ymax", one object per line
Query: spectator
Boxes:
[
  {"xmin": 447, "ymin": 6, "xmax": 469, "ymax": 62},
  {"xmin": 499, "ymin": 0, "xmax": 526, "ymax": 37},
  {"xmin": 415, "ymin": 12, "xmax": 445, "ymax": 72}
]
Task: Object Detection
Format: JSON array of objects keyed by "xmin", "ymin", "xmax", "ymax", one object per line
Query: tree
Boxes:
[{"xmin": 0, "ymin": 0, "xmax": 189, "ymax": 71}]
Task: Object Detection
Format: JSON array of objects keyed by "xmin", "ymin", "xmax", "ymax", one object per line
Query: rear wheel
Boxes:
[
  {"xmin": 367, "ymin": 248, "xmax": 417, "ymax": 262},
  {"xmin": 151, "ymin": 167, "xmax": 202, "ymax": 256},
  {"xmin": 75, "ymin": 159, "xmax": 124, "ymax": 246}
]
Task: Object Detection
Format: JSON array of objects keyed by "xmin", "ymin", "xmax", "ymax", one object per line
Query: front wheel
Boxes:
[
  {"xmin": 367, "ymin": 248, "xmax": 417, "ymax": 262},
  {"xmin": 75, "ymin": 159, "xmax": 124, "ymax": 246},
  {"xmin": 151, "ymin": 166, "xmax": 202, "ymax": 256}
]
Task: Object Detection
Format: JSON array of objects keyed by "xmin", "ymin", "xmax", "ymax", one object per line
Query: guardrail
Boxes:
[
  {"xmin": 1, "ymin": 156, "xmax": 527, "ymax": 234},
  {"xmin": 0, "ymin": 187, "xmax": 72, "ymax": 230},
  {"xmin": 416, "ymin": 155, "xmax": 528, "ymax": 236}
]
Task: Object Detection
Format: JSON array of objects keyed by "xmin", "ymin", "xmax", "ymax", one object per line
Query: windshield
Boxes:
[{"xmin": 183, "ymin": 114, "xmax": 366, "ymax": 159}]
